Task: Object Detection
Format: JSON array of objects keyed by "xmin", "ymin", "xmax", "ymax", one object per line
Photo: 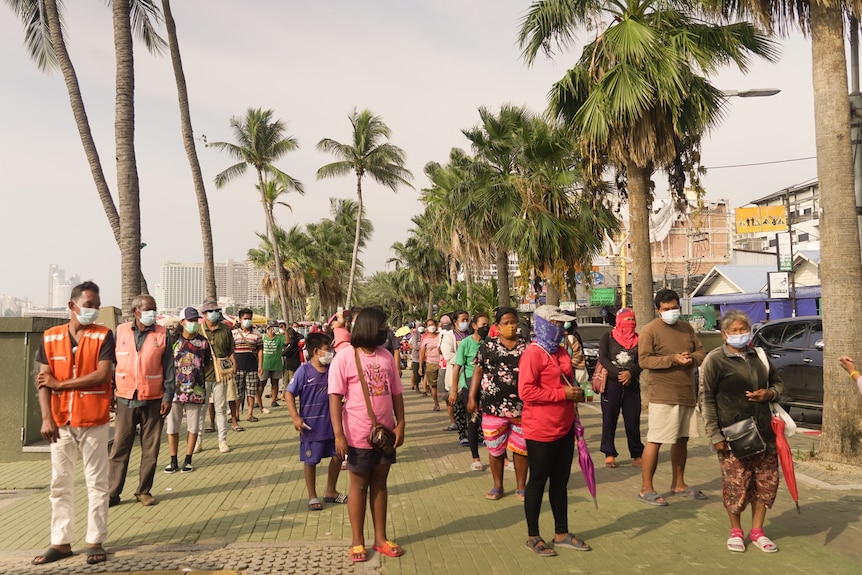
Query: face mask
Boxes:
[
  {"xmin": 477, "ymin": 326, "xmax": 491, "ymax": 339},
  {"xmin": 139, "ymin": 310, "xmax": 157, "ymax": 326},
  {"xmin": 241, "ymin": 319, "xmax": 252, "ymax": 329},
  {"xmin": 75, "ymin": 304, "xmax": 99, "ymax": 326},
  {"xmin": 418, "ymin": 326, "xmax": 426, "ymax": 334},
  {"xmin": 319, "ymin": 350, "xmax": 334, "ymax": 365},
  {"xmin": 499, "ymin": 324, "xmax": 518, "ymax": 339},
  {"xmin": 457, "ymin": 321, "xmax": 469, "ymax": 332},
  {"xmin": 726, "ymin": 332, "xmax": 752, "ymax": 348},
  {"xmin": 427, "ymin": 326, "xmax": 437, "ymax": 333},
  {"xmin": 660, "ymin": 309, "xmax": 681, "ymax": 325},
  {"xmin": 206, "ymin": 311, "xmax": 220, "ymax": 322},
  {"xmin": 185, "ymin": 321, "xmax": 199, "ymax": 334},
  {"xmin": 563, "ymin": 321, "xmax": 572, "ymax": 329}
]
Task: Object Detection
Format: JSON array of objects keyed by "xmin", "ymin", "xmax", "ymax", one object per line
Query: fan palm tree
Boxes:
[
  {"xmin": 317, "ymin": 108, "xmax": 414, "ymax": 308},
  {"xmin": 519, "ymin": 0, "xmax": 777, "ymax": 321},
  {"xmin": 161, "ymin": 0, "xmax": 216, "ymax": 299},
  {"xmin": 210, "ymin": 108, "xmax": 304, "ymax": 319},
  {"xmin": 713, "ymin": 0, "xmax": 862, "ymax": 463}
]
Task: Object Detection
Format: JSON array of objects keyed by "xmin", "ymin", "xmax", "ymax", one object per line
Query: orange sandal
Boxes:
[
  {"xmin": 373, "ymin": 540, "xmax": 404, "ymax": 557},
  {"xmin": 349, "ymin": 545, "xmax": 367, "ymax": 562}
]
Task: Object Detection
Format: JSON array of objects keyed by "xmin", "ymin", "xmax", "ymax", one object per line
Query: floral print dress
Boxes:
[{"xmin": 475, "ymin": 337, "xmax": 527, "ymax": 419}]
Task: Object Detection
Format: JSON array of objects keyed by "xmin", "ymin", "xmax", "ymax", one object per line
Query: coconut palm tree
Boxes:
[
  {"xmin": 519, "ymin": 0, "xmax": 777, "ymax": 321},
  {"xmin": 210, "ymin": 108, "xmax": 304, "ymax": 319},
  {"xmin": 161, "ymin": 0, "xmax": 216, "ymax": 299},
  {"xmin": 317, "ymin": 108, "xmax": 414, "ymax": 308}
]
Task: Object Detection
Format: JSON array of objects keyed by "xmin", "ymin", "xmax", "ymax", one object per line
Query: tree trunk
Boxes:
[
  {"xmin": 426, "ymin": 288, "xmax": 434, "ymax": 320},
  {"xmin": 448, "ymin": 254, "xmax": 458, "ymax": 294},
  {"xmin": 811, "ymin": 2, "xmax": 862, "ymax": 464},
  {"xmin": 345, "ymin": 174, "xmax": 363, "ymax": 308},
  {"xmin": 162, "ymin": 0, "xmax": 217, "ymax": 300},
  {"xmin": 496, "ymin": 248, "xmax": 511, "ymax": 309},
  {"xmin": 464, "ymin": 257, "xmax": 473, "ymax": 310},
  {"xmin": 626, "ymin": 162, "xmax": 655, "ymax": 329},
  {"xmin": 258, "ymin": 173, "xmax": 289, "ymax": 319},
  {"xmin": 545, "ymin": 279, "xmax": 561, "ymax": 307},
  {"xmin": 113, "ymin": 0, "xmax": 142, "ymax": 316}
]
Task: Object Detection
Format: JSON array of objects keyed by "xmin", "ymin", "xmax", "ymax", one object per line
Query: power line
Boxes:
[{"xmin": 704, "ymin": 156, "xmax": 816, "ymax": 170}]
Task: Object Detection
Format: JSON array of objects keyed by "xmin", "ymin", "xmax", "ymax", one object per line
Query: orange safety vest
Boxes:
[
  {"xmin": 114, "ymin": 322, "xmax": 167, "ymax": 401},
  {"xmin": 43, "ymin": 323, "xmax": 112, "ymax": 428}
]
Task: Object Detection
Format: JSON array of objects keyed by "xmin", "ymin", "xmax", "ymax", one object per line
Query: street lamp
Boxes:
[{"xmin": 721, "ymin": 88, "xmax": 781, "ymax": 98}]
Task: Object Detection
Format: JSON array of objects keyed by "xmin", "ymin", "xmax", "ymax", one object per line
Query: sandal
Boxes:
[
  {"xmin": 552, "ymin": 533, "xmax": 591, "ymax": 551},
  {"xmin": 86, "ymin": 546, "xmax": 107, "ymax": 564},
  {"xmin": 323, "ymin": 493, "xmax": 348, "ymax": 504},
  {"xmin": 515, "ymin": 489, "xmax": 526, "ymax": 502},
  {"xmin": 672, "ymin": 487, "xmax": 708, "ymax": 500},
  {"xmin": 247, "ymin": 416, "xmax": 260, "ymax": 423},
  {"xmin": 470, "ymin": 461, "xmax": 483, "ymax": 472},
  {"xmin": 525, "ymin": 536, "xmax": 556, "ymax": 557},
  {"xmin": 349, "ymin": 545, "xmax": 367, "ymax": 563},
  {"xmin": 605, "ymin": 456, "xmax": 618, "ymax": 468},
  {"xmin": 307, "ymin": 498, "xmax": 323, "ymax": 511},
  {"xmin": 231, "ymin": 425, "xmax": 245, "ymax": 432},
  {"xmin": 32, "ymin": 547, "xmax": 73, "ymax": 565},
  {"xmin": 373, "ymin": 540, "xmax": 404, "ymax": 557},
  {"xmin": 204, "ymin": 427, "xmax": 215, "ymax": 433},
  {"xmin": 485, "ymin": 488, "xmax": 504, "ymax": 500},
  {"xmin": 750, "ymin": 535, "xmax": 779, "ymax": 553},
  {"xmin": 637, "ymin": 491, "xmax": 669, "ymax": 507},
  {"xmin": 727, "ymin": 535, "xmax": 746, "ymax": 553}
]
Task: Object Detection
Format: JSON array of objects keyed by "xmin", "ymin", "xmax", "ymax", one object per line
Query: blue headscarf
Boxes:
[{"xmin": 533, "ymin": 313, "xmax": 565, "ymax": 353}]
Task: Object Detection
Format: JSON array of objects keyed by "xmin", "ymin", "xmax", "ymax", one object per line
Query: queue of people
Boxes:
[{"xmin": 34, "ymin": 282, "xmax": 830, "ymax": 566}]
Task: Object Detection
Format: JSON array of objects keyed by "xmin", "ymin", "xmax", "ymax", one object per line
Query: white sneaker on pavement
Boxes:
[{"xmin": 219, "ymin": 441, "xmax": 231, "ymax": 453}]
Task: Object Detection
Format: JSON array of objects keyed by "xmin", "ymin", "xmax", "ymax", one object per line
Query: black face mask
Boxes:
[
  {"xmin": 375, "ymin": 329, "xmax": 389, "ymax": 347},
  {"xmin": 477, "ymin": 326, "xmax": 491, "ymax": 339}
]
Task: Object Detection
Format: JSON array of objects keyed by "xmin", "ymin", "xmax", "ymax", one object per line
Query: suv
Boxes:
[{"xmin": 752, "ymin": 316, "xmax": 824, "ymax": 410}]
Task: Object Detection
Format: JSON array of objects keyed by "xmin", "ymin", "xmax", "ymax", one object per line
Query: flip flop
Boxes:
[
  {"xmin": 750, "ymin": 535, "xmax": 779, "ymax": 553},
  {"xmin": 86, "ymin": 546, "xmax": 107, "ymax": 565},
  {"xmin": 515, "ymin": 489, "xmax": 526, "ymax": 502},
  {"xmin": 247, "ymin": 416, "xmax": 260, "ymax": 422},
  {"xmin": 637, "ymin": 491, "xmax": 669, "ymax": 506},
  {"xmin": 373, "ymin": 540, "xmax": 404, "ymax": 557},
  {"xmin": 672, "ymin": 487, "xmax": 708, "ymax": 500},
  {"xmin": 32, "ymin": 547, "xmax": 73, "ymax": 565},
  {"xmin": 308, "ymin": 498, "xmax": 323, "ymax": 511},
  {"xmin": 323, "ymin": 493, "xmax": 348, "ymax": 504},
  {"xmin": 605, "ymin": 457, "xmax": 618, "ymax": 468},
  {"xmin": 231, "ymin": 425, "xmax": 245, "ymax": 432},
  {"xmin": 485, "ymin": 488, "xmax": 504, "ymax": 500},
  {"xmin": 727, "ymin": 535, "xmax": 746, "ymax": 553},
  {"xmin": 349, "ymin": 545, "xmax": 367, "ymax": 563}
]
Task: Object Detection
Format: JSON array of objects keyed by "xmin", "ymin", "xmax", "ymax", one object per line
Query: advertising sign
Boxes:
[
  {"xmin": 776, "ymin": 232, "xmax": 793, "ymax": 271},
  {"xmin": 768, "ymin": 271, "xmax": 790, "ymax": 299},
  {"xmin": 735, "ymin": 206, "xmax": 788, "ymax": 234}
]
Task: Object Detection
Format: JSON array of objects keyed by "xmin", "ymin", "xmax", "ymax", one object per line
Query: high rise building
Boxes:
[
  {"xmin": 156, "ymin": 260, "xmax": 269, "ymax": 313},
  {"xmin": 47, "ymin": 265, "xmax": 82, "ymax": 308}
]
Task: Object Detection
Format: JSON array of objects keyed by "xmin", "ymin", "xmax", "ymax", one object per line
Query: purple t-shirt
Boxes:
[
  {"xmin": 286, "ymin": 363, "xmax": 333, "ymax": 441},
  {"xmin": 327, "ymin": 345, "xmax": 403, "ymax": 449}
]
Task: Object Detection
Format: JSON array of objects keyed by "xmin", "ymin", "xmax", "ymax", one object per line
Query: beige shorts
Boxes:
[
  {"xmin": 209, "ymin": 378, "xmax": 238, "ymax": 403},
  {"xmin": 647, "ymin": 403, "xmax": 698, "ymax": 444}
]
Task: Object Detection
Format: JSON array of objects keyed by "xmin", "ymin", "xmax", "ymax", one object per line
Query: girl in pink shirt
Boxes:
[{"xmin": 328, "ymin": 308, "xmax": 405, "ymax": 563}]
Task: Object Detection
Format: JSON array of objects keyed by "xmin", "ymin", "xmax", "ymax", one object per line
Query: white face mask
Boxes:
[
  {"xmin": 726, "ymin": 332, "xmax": 752, "ymax": 348},
  {"xmin": 660, "ymin": 309, "xmax": 681, "ymax": 325},
  {"xmin": 75, "ymin": 304, "xmax": 99, "ymax": 326},
  {"xmin": 319, "ymin": 350, "xmax": 334, "ymax": 365},
  {"xmin": 206, "ymin": 311, "xmax": 220, "ymax": 322},
  {"xmin": 427, "ymin": 325, "xmax": 436, "ymax": 333},
  {"xmin": 417, "ymin": 326, "xmax": 426, "ymax": 334},
  {"xmin": 457, "ymin": 321, "xmax": 469, "ymax": 332},
  {"xmin": 241, "ymin": 319, "xmax": 253, "ymax": 329},
  {"xmin": 139, "ymin": 310, "xmax": 157, "ymax": 326}
]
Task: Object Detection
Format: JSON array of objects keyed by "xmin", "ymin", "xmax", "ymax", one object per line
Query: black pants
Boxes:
[
  {"xmin": 452, "ymin": 389, "xmax": 468, "ymax": 441},
  {"xmin": 600, "ymin": 382, "xmax": 644, "ymax": 459},
  {"xmin": 525, "ymin": 428, "xmax": 574, "ymax": 537},
  {"xmin": 460, "ymin": 387, "xmax": 482, "ymax": 459},
  {"xmin": 109, "ymin": 400, "xmax": 164, "ymax": 497}
]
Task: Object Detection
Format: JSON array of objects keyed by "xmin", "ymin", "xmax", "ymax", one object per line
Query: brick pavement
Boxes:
[{"xmin": 0, "ymin": 377, "xmax": 860, "ymax": 575}]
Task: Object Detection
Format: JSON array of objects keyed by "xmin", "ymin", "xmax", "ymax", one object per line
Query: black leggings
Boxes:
[
  {"xmin": 525, "ymin": 428, "xmax": 575, "ymax": 537},
  {"xmin": 460, "ymin": 387, "xmax": 482, "ymax": 459}
]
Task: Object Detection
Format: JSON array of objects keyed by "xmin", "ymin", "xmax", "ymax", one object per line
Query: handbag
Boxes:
[
  {"xmin": 721, "ymin": 416, "xmax": 767, "ymax": 459},
  {"xmin": 200, "ymin": 324, "xmax": 235, "ymax": 383},
  {"xmin": 354, "ymin": 350, "xmax": 397, "ymax": 458},
  {"xmin": 591, "ymin": 362, "xmax": 608, "ymax": 394},
  {"xmin": 754, "ymin": 347, "xmax": 796, "ymax": 437}
]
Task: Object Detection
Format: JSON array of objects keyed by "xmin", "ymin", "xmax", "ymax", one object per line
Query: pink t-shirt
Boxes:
[
  {"xmin": 328, "ymin": 345, "xmax": 403, "ymax": 449},
  {"xmin": 420, "ymin": 333, "xmax": 441, "ymax": 365}
]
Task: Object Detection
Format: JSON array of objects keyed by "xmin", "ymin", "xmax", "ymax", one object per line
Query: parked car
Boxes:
[
  {"xmin": 577, "ymin": 324, "xmax": 613, "ymax": 377},
  {"xmin": 753, "ymin": 316, "xmax": 823, "ymax": 410}
]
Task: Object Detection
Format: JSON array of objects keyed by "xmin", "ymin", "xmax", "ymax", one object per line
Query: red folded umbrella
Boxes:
[
  {"xmin": 574, "ymin": 408, "xmax": 598, "ymax": 509},
  {"xmin": 771, "ymin": 416, "xmax": 800, "ymax": 514}
]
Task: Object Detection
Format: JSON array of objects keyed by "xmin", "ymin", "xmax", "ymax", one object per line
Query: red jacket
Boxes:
[{"xmin": 518, "ymin": 343, "xmax": 575, "ymax": 442}]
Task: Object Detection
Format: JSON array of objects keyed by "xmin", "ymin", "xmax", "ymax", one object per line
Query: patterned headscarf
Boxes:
[{"xmin": 533, "ymin": 313, "xmax": 565, "ymax": 353}]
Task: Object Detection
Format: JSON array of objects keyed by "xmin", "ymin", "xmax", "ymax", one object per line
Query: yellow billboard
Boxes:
[{"xmin": 735, "ymin": 206, "xmax": 788, "ymax": 234}]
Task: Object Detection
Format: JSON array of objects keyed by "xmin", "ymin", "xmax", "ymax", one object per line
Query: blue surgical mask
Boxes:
[
  {"xmin": 726, "ymin": 332, "xmax": 752, "ymax": 348},
  {"xmin": 185, "ymin": 321, "xmax": 199, "ymax": 335},
  {"xmin": 242, "ymin": 319, "xmax": 253, "ymax": 329},
  {"xmin": 457, "ymin": 321, "xmax": 469, "ymax": 332},
  {"xmin": 563, "ymin": 321, "xmax": 572, "ymax": 329},
  {"xmin": 75, "ymin": 304, "xmax": 99, "ymax": 326},
  {"xmin": 139, "ymin": 310, "xmax": 157, "ymax": 326},
  {"xmin": 206, "ymin": 311, "xmax": 220, "ymax": 322},
  {"xmin": 660, "ymin": 309, "xmax": 681, "ymax": 325}
]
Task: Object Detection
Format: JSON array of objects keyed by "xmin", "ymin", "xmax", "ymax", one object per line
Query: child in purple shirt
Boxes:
[{"xmin": 286, "ymin": 332, "xmax": 346, "ymax": 510}]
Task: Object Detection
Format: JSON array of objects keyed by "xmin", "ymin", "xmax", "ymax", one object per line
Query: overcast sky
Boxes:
[{"xmin": 0, "ymin": 1, "xmax": 819, "ymax": 308}]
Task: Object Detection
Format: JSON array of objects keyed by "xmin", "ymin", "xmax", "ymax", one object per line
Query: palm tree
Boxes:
[
  {"xmin": 519, "ymin": 0, "xmax": 777, "ymax": 322},
  {"xmin": 161, "ymin": 0, "xmax": 216, "ymax": 299},
  {"xmin": 210, "ymin": 108, "xmax": 304, "ymax": 319},
  {"xmin": 715, "ymin": 0, "xmax": 862, "ymax": 464},
  {"xmin": 317, "ymin": 108, "xmax": 414, "ymax": 308}
]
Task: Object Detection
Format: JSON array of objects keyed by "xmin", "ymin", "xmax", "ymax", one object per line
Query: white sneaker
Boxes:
[
  {"xmin": 506, "ymin": 460, "xmax": 515, "ymax": 472},
  {"xmin": 219, "ymin": 441, "xmax": 231, "ymax": 453},
  {"xmin": 261, "ymin": 408, "xmax": 272, "ymax": 414},
  {"xmin": 194, "ymin": 439, "xmax": 202, "ymax": 454}
]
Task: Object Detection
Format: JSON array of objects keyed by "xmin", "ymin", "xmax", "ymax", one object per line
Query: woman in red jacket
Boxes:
[{"xmin": 518, "ymin": 305, "xmax": 591, "ymax": 556}]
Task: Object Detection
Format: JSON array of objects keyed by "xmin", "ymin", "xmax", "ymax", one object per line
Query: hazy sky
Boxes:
[{"xmin": 0, "ymin": 1, "xmax": 819, "ymax": 308}]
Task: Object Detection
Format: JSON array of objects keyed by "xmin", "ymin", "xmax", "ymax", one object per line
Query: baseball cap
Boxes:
[{"xmin": 180, "ymin": 306, "xmax": 201, "ymax": 321}]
